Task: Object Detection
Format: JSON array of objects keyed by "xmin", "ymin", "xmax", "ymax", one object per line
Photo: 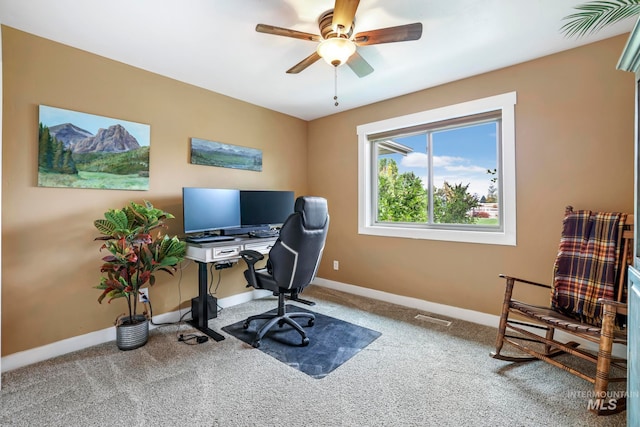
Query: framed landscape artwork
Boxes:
[
  {"xmin": 190, "ymin": 137, "xmax": 262, "ymax": 172},
  {"xmin": 38, "ymin": 105, "xmax": 151, "ymax": 190}
]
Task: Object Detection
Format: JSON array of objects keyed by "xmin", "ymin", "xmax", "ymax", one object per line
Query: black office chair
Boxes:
[{"xmin": 239, "ymin": 196, "xmax": 329, "ymax": 348}]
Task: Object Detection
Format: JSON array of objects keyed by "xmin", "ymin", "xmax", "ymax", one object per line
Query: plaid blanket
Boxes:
[{"xmin": 550, "ymin": 210, "xmax": 626, "ymax": 326}]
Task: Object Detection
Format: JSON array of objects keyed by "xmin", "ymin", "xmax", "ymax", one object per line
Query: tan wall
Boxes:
[
  {"xmin": 1, "ymin": 27, "xmax": 308, "ymax": 356},
  {"xmin": 2, "ymin": 26, "xmax": 635, "ymax": 358},
  {"xmin": 308, "ymin": 35, "xmax": 635, "ymax": 315}
]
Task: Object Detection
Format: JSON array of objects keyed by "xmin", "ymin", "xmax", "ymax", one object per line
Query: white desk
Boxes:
[
  {"xmin": 185, "ymin": 236, "xmax": 277, "ymax": 264},
  {"xmin": 185, "ymin": 236, "xmax": 278, "ymax": 341}
]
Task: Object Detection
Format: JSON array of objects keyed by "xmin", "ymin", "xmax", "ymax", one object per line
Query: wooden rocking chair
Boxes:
[{"xmin": 491, "ymin": 207, "xmax": 633, "ymax": 415}]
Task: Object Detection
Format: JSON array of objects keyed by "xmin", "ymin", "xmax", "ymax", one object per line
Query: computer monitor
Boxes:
[
  {"xmin": 182, "ymin": 187, "xmax": 241, "ymax": 234},
  {"xmin": 240, "ymin": 190, "xmax": 295, "ymax": 227}
]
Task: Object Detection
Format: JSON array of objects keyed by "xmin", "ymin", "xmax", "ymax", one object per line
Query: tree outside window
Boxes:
[
  {"xmin": 374, "ymin": 120, "xmax": 499, "ymax": 228},
  {"xmin": 358, "ymin": 92, "xmax": 516, "ymax": 245}
]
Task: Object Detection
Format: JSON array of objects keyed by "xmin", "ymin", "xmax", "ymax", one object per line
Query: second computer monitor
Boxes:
[{"xmin": 240, "ymin": 190, "xmax": 294, "ymax": 228}]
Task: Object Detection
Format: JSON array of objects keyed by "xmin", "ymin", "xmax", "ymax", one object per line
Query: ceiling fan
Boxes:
[{"xmin": 256, "ymin": 0, "xmax": 423, "ymax": 78}]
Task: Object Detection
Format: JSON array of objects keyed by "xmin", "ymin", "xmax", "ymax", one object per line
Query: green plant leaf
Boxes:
[
  {"xmin": 94, "ymin": 219, "xmax": 116, "ymax": 235},
  {"xmin": 104, "ymin": 209, "xmax": 129, "ymax": 231},
  {"xmin": 161, "ymin": 235, "xmax": 183, "ymax": 257},
  {"xmin": 158, "ymin": 256, "xmax": 181, "ymax": 267},
  {"xmin": 561, "ymin": 0, "xmax": 640, "ymax": 38},
  {"xmin": 105, "ymin": 289, "xmax": 125, "ymax": 302}
]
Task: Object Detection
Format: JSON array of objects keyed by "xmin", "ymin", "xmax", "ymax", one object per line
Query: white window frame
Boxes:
[{"xmin": 357, "ymin": 92, "xmax": 517, "ymax": 246}]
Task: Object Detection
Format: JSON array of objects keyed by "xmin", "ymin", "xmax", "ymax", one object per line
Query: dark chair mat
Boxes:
[{"xmin": 222, "ymin": 305, "xmax": 381, "ymax": 379}]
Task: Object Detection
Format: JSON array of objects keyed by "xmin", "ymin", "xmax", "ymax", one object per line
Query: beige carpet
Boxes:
[{"xmin": 0, "ymin": 285, "xmax": 627, "ymax": 426}]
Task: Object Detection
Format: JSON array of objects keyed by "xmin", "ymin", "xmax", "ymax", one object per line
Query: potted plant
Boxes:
[{"xmin": 94, "ymin": 200, "xmax": 186, "ymax": 350}]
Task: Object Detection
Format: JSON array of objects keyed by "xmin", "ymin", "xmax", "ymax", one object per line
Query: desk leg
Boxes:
[{"xmin": 187, "ymin": 261, "xmax": 225, "ymax": 342}]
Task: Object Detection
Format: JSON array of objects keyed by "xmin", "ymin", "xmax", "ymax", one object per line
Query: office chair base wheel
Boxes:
[
  {"xmin": 252, "ymin": 340, "xmax": 261, "ymax": 348},
  {"xmin": 242, "ymin": 321, "xmax": 250, "ymax": 329},
  {"xmin": 308, "ymin": 319, "xmax": 314, "ymax": 326},
  {"xmin": 302, "ymin": 337, "xmax": 310, "ymax": 346}
]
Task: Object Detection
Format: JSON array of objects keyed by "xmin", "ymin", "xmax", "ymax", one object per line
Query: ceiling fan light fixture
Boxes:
[{"xmin": 316, "ymin": 37, "xmax": 356, "ymax": 67}]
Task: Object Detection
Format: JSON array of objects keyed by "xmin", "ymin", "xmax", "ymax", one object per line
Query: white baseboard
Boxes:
[
  {"xmin": 1, "ymin": 289, "xmax": 269, "ymax": 373},
  {"xmin": 312, "ymin": 277, "xmax": 501, "ymax": 327},
  {"xmin": 311, "ymin": 278, "xmax": 626, "ymax": 359},
  {"xmin": 2, "ymin": 278, "xmax": 625, "ymax": 372}
]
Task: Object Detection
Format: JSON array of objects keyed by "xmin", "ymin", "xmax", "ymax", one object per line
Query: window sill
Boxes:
[{"xmin": 358, "ymin": 224, "xmax": 516, "ymax": 246}]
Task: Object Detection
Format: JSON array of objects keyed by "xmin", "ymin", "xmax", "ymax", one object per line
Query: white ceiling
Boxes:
[{"xmin": 0, "ymin": 0, "xmax": 635, "ymax": 121}]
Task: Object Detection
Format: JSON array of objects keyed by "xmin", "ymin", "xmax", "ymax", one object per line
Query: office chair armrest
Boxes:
[
  {"xmin": 240, "ymin": 250, "xmax": 265, "ymax": 290},
  {"xmin": 240, "ymin": 250, "xmax": 265, "ymax": 266}
]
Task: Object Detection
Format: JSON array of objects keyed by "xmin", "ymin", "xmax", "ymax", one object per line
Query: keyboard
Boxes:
[
  {"xmin": 249, "ymin": 229, "xmax": 279, "ymax": 238},
  {"xmin": 185, "ymin": 235, "xmax": 234, "ymax": 243}
]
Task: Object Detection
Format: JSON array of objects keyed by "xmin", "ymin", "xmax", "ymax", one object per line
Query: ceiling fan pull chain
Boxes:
[{"xmin": 334, "ymin": 66, "xmax": 339, "ymax": 107}]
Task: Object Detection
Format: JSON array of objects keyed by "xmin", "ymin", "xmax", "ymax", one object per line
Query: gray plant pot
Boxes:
[{"xmin": 116, "ymin": 315, "xmax": 149, "ymax": 350}]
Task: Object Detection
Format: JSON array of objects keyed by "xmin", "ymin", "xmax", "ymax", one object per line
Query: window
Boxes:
[{"xmin": 357, "ymin": 92, "xmax": 516, "ymax": 245}]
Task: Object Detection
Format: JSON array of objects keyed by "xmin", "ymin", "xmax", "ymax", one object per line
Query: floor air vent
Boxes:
[{"xmin": 414, "ymin": 314, "xmax": 452, "ymax": 327}]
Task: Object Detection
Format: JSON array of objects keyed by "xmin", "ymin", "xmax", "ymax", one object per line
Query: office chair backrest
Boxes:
[{"xmin": 268, "ymin": 196, "xmax": 329, "ymax": 291}]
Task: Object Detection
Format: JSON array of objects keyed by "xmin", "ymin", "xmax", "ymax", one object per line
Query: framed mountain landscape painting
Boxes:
[
  {"xmin": 190, "ymin": 137, "xmax": 262, "ymax": 172},
  {"xmin": 38, "ymin": 105, "xmax": 150, "ymax": 190}
]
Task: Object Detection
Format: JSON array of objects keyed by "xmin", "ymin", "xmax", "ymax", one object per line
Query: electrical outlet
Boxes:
[
  {"xmin": 139, "ymin": 288, "xmax": 149, "ymax": 303},
  {"xmin": 333, "ymin": 260, "xmax": 339, "ymax": 270}
]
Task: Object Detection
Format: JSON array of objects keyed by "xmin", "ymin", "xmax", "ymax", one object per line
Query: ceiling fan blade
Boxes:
[
  {"xmin": 286, "ymin": 51, "xmax": 322, "ymax": 74},
  {"xmin": 347, "ymin": 51, "xmax": 374, "ymax": 78},
  {"xmin": 354, "ymin": 22, "xmax": 423, "ymax": 46},
  {"xmin": 256, "ymin": 24, "xmax": 321, "ymax": 42},
  {"xmin": 332, "ymin": 0, "xmax": 360, "ymax": 34}
]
